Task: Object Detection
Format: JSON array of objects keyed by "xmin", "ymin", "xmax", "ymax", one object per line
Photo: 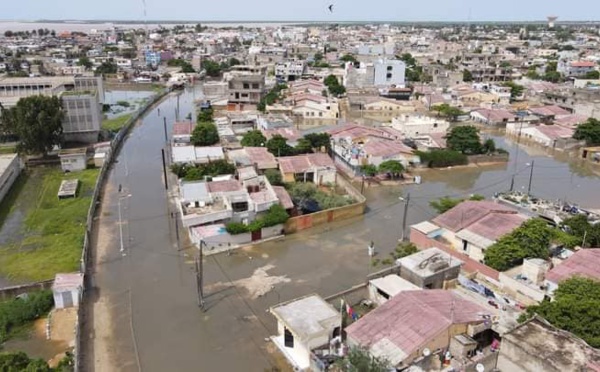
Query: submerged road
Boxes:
[{"xmin": 82, "ymin": 85, "xmax": 600, "ymax": 372}]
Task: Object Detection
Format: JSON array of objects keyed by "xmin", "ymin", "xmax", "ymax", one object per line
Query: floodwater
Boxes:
[
  {"xmin": 103, "ymin": 90, "xmax": 155, "ymax": 119},
  {"xmin": 82, "ymin": 84, "xmax": 600, "ymax": 372}
]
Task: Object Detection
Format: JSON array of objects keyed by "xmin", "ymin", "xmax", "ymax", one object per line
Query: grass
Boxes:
[
  {"xmin": 0, "ymin": 146, "xmax": 17, "ymax": 154},
  {"xmin": 0, "ymin": 168, "xmax": 100, "ymax": 281},
  {"xmin": 0, "ymin": 172, "xmax": 29, "ymax": 229},
  {"xmin": 101, "ymin": 113, "xmax": 133, "ymax": 132}
]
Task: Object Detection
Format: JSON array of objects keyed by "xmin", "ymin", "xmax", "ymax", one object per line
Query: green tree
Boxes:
[
  {"xmin": 266, "ymin": 134, "xmax": 295, "ymax": 157},
  {"xmin": 329, "ymin": 84, "xmax": 346, "ymax": 96},
  {"xmin": 167, "ymin": 59, "xmax": 195, "ymax": 73},
  {"xmin": 190, "ymin": 122, "xmax": 219, "ymax": 146},
  {"xmin": 240, "ymin": 130, "xmax": 266, "ymax": 147},
  {"xmin": 340, "ymin": 54, "xmax": 357, "ymax": 63},
  {"xmin": 95, "ymin": 59, "xmax": 117, "ymax": 75},
  {"xmin": 303, "ymin": 133, "xmax": 331, "ymax": 152},
  {"xmin": 522, "ymin": 277, "xmax": 600, "ymax": 347},
  {"xmin": 264, "ymin": 169, "xmax": 283, "ymax": 186},
  {"xmin": 197, "ymin": 107, "xmax": 214, "ymax": 123},
  {"xmin": 398, "ymin": 53, "xmax": 417, "ymax": 67},
  {"xmin": 561, "ymin": 214, "xmax": 600, "ymax": 247},
  {"xmin": 0, "ymin": 96, "xmax": 64, "ymax": 155},
  {"xmin": 445, "ymin": 125, "xmax": 482, "ymax": 154},
  {"xmin": 201, "ymin": 60, "xmax": 222, "ymax": 77},
  {"xmin": 228, "ymin": 57, "xmax": 241, "ymax": 67},
  {"xmin": 360, "ymin": 164, "xmax": 378, "ymax": 177},
  {"xmin": 484, "ymin": 218, "xmax": 553, "ymax": 271},
  {"xmin": 336, "ymin": 346, "xmax": 390, "ymax": 372},
  {"xmin": 573, "ymin": 118, "xmax": 600, "ymax": 145},
  {"xmin": 294, "ymin": 138, "xmax": 314, "ymax": 154},
  {"xmin": 463, "ymin": 69, "xmax": 473, "ymax": 82},
  {"xmin": 503, "ymin": 81, "xmax": 525, "ymax": 100},
  {"xmin": 76, "ymin": 56, "xmax": 93, "ymax": 70},
  {"xmin": 378, "ymin": 160, "xmax": 404, "ymax": 179},
  {"xmin": 415, "ymin": 149, "xmax": 468, "ymax": 168},
  {"xmin": 585, "ymin": 70, "xmax": 600, "ymax": 80},
  {"xmin": 324, "ymin": 74, "xmax": 339, "ymax": 87}
]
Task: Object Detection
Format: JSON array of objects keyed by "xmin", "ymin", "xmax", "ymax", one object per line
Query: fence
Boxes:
[
  {"xmin": 284, "ymin": 174, "xmax": 366, "ymax": 234},
  {"xmin": 0, "ymin": 279, "xmax": 54, "ymax": 301},
  {"xmin": 74, "ymin": 88, "xmax": 170, "ymax": 372}
]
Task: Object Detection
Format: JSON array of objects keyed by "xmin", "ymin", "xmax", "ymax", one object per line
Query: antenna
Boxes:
[{"xmin": 547, "ymin": 16, "xmax": 558, "ymax": 29}]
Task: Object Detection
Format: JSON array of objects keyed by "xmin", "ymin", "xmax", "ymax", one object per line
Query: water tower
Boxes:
[{"xmin": 547, "ymin": 16, "xmax": 558, "ymax": 29}]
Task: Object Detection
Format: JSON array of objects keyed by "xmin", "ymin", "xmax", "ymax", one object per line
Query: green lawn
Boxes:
[
  {"xmin": 0, "ymin": 168, "xmax": 100, "ymax": 281},
  {"xmin": 102, "ymin": 113, "xmax": 133, "ymax": 132},
  {"xmin": 0, "ymin": 146, "xmax": 17, "ymax": 154}
]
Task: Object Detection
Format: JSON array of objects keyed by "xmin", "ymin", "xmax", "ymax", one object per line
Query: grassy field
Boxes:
[
  {"xmin": 0, "ymin": 168, "xmax": 100, "ymax": 281},
  {"xmin": 0, "ymin": 146, "xmax": 17, "ymax": 155},
  {"xmin": 101, "ymin": 113, "xmax": 133, "ymax": 132}
]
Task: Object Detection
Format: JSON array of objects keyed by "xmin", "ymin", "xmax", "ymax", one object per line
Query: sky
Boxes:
[{"xmin": 2, "ymin": 0, "xmax": 600, "ymax": 22}]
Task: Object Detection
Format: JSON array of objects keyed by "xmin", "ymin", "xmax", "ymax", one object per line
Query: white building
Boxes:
[
  {"xmin": 275, "ymin": 60, "xmax": 306, "ymax": 82},
  {"xmin": 270, "ymin": 295, "xmax": 341, "ymax": 371},
  {"xmin": 374, "ymin": 59, "xmax": 406, "ymax": 87},
  {"xmin": 0, "ymin": 154, "xmax": 22, "ymax": 203},
  {"xmin": 52, "ymin": 273, "xmax": 84, "ymax": 308},
  {"xmin": 390, "ymin": 114, "xmax": 450, "ymax": 137},
  {"xmin": 171, "ymin": 146, "xmax": 225, "ymax": 164},
  {"xmin": 58, "ymin": 148, "xmax": 88, "ymax": 172}
]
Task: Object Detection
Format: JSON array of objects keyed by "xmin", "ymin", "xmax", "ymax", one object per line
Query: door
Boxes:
[
  {"xmin": 251, "ymin": 229, "xmax": 262, "ymax": 241},
  {"xmin": 62, "ymin": 291, "xmax": 74, "ymax": 308}
]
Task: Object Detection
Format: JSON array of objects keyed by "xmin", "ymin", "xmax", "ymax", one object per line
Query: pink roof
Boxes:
[
  {"xmin": 571, "ymin": 61, "xmax": 596, "ymax": 67},
  {"xmin": 263, "ymin": 127, "xmax": 302, "ymax": 142},
  {"xmin": 292, "ymin": 93, "xmax": 328, "ymax": 104},
  {"xmin": 346, "ymin": 290, "xmax": 488, "ymax": 358},
  {"xmin": 362, "ymin": 139, "xmax": 414, "ymax": 157},
  {"xmin": 244, "ymin": 147, "xmax": 277, "ymax": 168},
  {"xmin": 173, "ymin": 122, "xmax": 195, "ymax": 136},
  {"xmin": 278, "ymin": 153, "xmax": 334, "ymax": 174},
  {"xmin": 473, "ymin": 108, "xmax": 516, "ymax": 122},
  {"xmin": 554, "ymin": 114, "xmax": 588, "ymax": 128},
  {"xmin": 545, "ymin": 249, "xmax": 600, "ymax": 284},
  {"xmin": 535, "ymin": 124, "xmax": 574, "ymax": 140},
  {"xmin": 272, "ymin": 186, "xmax": 294, "ymax": 209},
  {"xmin": 207, "ymin": 179, "xmax": 242, "ymax": 193},
  {"xmin": 432, "ymin": 201, "xmax": 517, "ymax": 233},
  {"xmin": 466, "ymin": 212, "xmax": 528, "ymax": 241},
  {"xmin": 530, "ymin": 105, "xmax": 570, "ymax": 117},
  {"xmin": 328, "ymin": 124, "xmax": 400, "ymax": 141},
  {"xmin": 53, "ymin": 273, "xmax": 84, "ymax": 291}
]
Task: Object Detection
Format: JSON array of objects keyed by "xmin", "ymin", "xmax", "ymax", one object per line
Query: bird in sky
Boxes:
[{"xmin": 328, "ymin": 4, "xmax": 334, "ymax": 12}]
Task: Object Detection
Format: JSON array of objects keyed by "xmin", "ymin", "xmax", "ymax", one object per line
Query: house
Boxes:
[
  {"xmin": 292, "ymin": 100, "xmax": 339, "ymax": 120},
  {"xmin": 390, "ymin": 114, "xmax": 450, "ymax": 138},
  {"xmin": 497, "ymin": 317, "xmax": 600, "ymax": 372},
  {"xmin": 269, "ymin": 295, "xmax": 341, "ymax": 371},
  {"xmin": 288, "ymin": 80, "xmax": 327, "ymax": 97},
  {"xmin": 361, "ymin": 139, "xmax": 418, "ymax": 168},
  {"xmin": 275, "ymin": 60, "xmax": 307, "ymax": 82},
  {"xmin": 171, "ymin": 146, "xmax": 225, "ymax": 164},
  {"xmin": 53, "ymin": 273, "xmax": 84, "ymax": 308},
  {"xmin": 529, "ymin": 105, "xmax": 571, "ymax": 123},
  {"xmin": 93, "ymin": 142, "xmax": 111, "ymax": 168},
  {"xmin": 263, "ymin": 127, "xmax": 302, "ymax": 147},
  {"xmin": 410, "ymin": 201, "xmax": 529, "ymax": 278},
  {"xmin": 0, "ymin": 154, "xmax": 22, "ymax": 204},
  {"xmin": 368, "ymin": 274, "xmax": 420, "ymax": 305},
  {"xmin": 396, "ymin": 247, "xmax": 463, "ymax": 289},
  {"xmin": 470, "ymin": 108, "xmax": 518, "ymax": 126},
  {"xmin": 257, "ymin": 114, "xmax": 294, "ymax": 130},
  {"xmin": 581, "ymin": 146, "xmax": 600, "ymax": 163},
  {"xmin": 172, "ymin": 121, "xmax": 195, "ymax": 144},
  {"xmin": 519, "ymin": 124, "xmax": 574, "ymax": 148},
  {"xmin": 278, "ymin": 153, "xmax": 336, "ymax": 185},
  {"xmin": 227, "ymin": 147, "xmax": 278, "ymax": 170},
  {"xmin": 544, "ymin": 248, "xmax": 600, "ymax": 295},
  {"xmin": 345, "ymin": 289, "xmax": 492, "ymax": 369},
  {"xmin": 361, "ymin": 97, "xmax": 417, "ymax": 114},
  {"xmin": 373, "ymin": 59, "xmax": 406, "ymax": 87},
  {"xmin": 558, "ymin": 60, "xmax": 597, "ymax": 77},
  {"xmin": 59, "ymin": 148, "xmax": 88, "ymax": 172},
  {"xmin": 227, "ymin": 73, "xmax": 265, "ymax": 105}
]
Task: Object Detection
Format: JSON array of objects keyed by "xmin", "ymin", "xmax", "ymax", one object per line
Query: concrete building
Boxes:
[
  {"xmin": 58, "ymin": 148, "xmax": 88, "ymax": 172},
  {"xmin": 557, "ymin": 60, "xmax": 597, "ymax": 77},
  {"xmin": 396, "ymin": 247, "xmax": 463, "ymax": 289},
  {"xmin": 497, "ymin": 317, "xmax": 600, "ymax": 372},
  {"xmin": 269, "ymin": 295, "xmax": 341, "ymax": 371},
  {"xmin": 544, "ymin": 248, "xmax": 600, "ymax": 295},
  {"xmin": 0, "ymin": 154, "xmax": 22, "ymax": 204},
  {"xmin": 171, "ymin": 146, "xmax": 225, "ymax": 164},
  {"xmin": 52, "ymin": 273, "xmax": 84, "ymax": 308},
  {"xmin": 275, "ymin": 60, "xmax": 306, "ymax": 82},
  {"xmin": 228, "ymin": 74, "xmax": 265, "ymax": 105},
  {"xmin": 277, "ymin": 153, "xmax": 336, "ymax": 185},
  {"xmin": 373, "ymin": 59, "xmax": 406, "ymax": 87},
  {"xmin": 368, "ymin": 274, "xmax": 420, "ymax": 305},
  {"xmin": 390, "ymin": 114, "xmax": 450, "ymax": 137},
  {"xmin": 61, "ymin": 91, "xmax": 103, "ymax": 142}
]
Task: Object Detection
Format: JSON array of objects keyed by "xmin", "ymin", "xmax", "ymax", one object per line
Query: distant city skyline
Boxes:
[{"xmin": 3, "ymin": 0, "xmax": 600, "ymax": 23}]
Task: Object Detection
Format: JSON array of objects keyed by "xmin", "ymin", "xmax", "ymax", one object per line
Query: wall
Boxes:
[
  {"xmin": 374, "ymin": 60, "xmax": 406, "ymax": 87},
  {"xmin": 284, "ymin": 175, "xmax": 366, "ymax": 234},
  {"xmin": 0, "ymin": 279, "xmax": 54, "ymax": 301},
  {"xmin": 410, "ymin": 228, "xmax": 500, "ymax": 281},
  {"xmin": 498, "ymin": 273, "xmax": 545, "ymax": 305},
  {"xmin": 0, "ymin": 155, "xmax": 22, "ymax": 204},
  {"xmin": 467, "ymin": 154, "xmax": 509, "ymax": 165},
  {"xmin": 497, "ymin": 336, "xmax": 559, "ymax": 372}
]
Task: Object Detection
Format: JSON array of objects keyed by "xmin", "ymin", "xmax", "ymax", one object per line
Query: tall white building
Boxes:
[{"xmin": 374, "ymin": 59, "xmax": 406, "ymax": 87}]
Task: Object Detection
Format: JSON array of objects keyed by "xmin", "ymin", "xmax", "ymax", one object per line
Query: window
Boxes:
[
  {"xmin": 376, "ymin": 288, "xmax": 390, "ymax": 300},
  {"xmin": 243, "ymin": 83, "xmax": 250, "ymax": 89},
  {"xmin": 284, "ymin": 328, "xmax": 294, "ymax": 348},
  {"xmin": 433, "ymin": 123, "xmax": 438, "ymax": 128},
  {"xmin": 387, "ymin": 66, "xmax": 393, "ymax": 71},
  {"xmin": 252, "ymin": 83, "xmax": 259, "ymax": 89},
  {"xmin": 319, "ymin": 112, "xmax": 323, "ymax": 117},
  {"xmin": 386, "ymin": 73, "xmax": 392, "ymax": 80}
]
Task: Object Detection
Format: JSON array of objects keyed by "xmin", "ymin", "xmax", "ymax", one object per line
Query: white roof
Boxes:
[
  {"xmin": 53, "ymin": 273, "xmax": 84, "ymax": 292},
  {"xmin": 271, "ymin": 295, "xmax": 340, "ymax": 339},
  {"xmin": 171, "ymin": 146, "xmax": 225, "ymax": 163},
  {"xmin": 369, "ymin": 275, "xmax": 420, "ymax": 297},
  {"xmin": 0, "ymin": 154, "xmax": 18, "ymax": 176},
  {"xmin": 456, "ymin": 229, "xmax": 495, "ymax": 249},
  {"xmin": 411, "ymin": 221, "xmax": 440, "ymax": 235},
  {"xmin": 180, "ymin": 181, "xmax": 210, "ymax": 202}
]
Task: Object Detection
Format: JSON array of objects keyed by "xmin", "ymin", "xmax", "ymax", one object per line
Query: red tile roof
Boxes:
[
  {"xmin": 545, "ymin": 249, "xmax": 600, "ymax": 284},
  {"xmin": 207, "ymin": 179, "xmax": 242, "ymax": 193},
  {"xmin": 278, "ymin": 153, "xmax": 334, "ymax": 174},
  {"xmin": 272, "ymin": 186, "xmax": 294, "ymax": 209},
  {"xmin": 172, "ymin": 121, "xmax": 195, "ymax": 136},
  {"xmin": 571, "ymin": 61, "xmax": 596, "ymax": 68},
  {"xmin": 530, "ymin": 105, "xmax": 570, "ymax": 117},
  {"xmin": 346, "ymin": 290, "xmax": 488, "ymax": 360},
  {"xmin": 362, "ymin": 139, "xmax": 414, "ymax": 157},
  {"xmin": 466, "ymin": 212, "xmax": 528, "ymax": 241},
  {"xmin": 263, "ymin": 127, "xmax": 302, "ymax": 142}
]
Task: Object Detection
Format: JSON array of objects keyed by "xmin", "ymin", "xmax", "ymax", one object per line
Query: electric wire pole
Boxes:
[{"xmin": 400, "ymin": 193, "xmax": 410, "ymax": 241}]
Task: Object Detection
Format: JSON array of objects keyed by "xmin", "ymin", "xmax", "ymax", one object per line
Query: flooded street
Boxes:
[{"xmin": 82, "ymin": 85, "xmax": 600, "ymax": 372}]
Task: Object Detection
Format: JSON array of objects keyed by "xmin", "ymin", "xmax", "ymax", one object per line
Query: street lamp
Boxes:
[{"xmin": 118, "ymin": 194, "xmax": 132, "ymax": 256}]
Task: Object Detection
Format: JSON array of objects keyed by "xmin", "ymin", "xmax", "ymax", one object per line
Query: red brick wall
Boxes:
[{"xmin": 410, "ymin": 228, "xmax": 500, "ymax": 281}]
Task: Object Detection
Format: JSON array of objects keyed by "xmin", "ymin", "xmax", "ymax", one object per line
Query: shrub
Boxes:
[
  {"xmin": 225, "ymin": 222, "xmax": 248, "ymax": 235},
  {"xmin": 416, "ymin": 149, "xmax": 468, "ymax": 168},
  {"xmin": 0, "ymin": 290, "xmax": 54, "ymax": 342},
  {"xmin": 261, "ymin": 204, "xmax": 290, "ymax": 227}
]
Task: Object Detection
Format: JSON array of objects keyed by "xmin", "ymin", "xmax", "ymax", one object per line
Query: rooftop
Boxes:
[
  {"xmin": 432, "ymin": 201, "xmax": 518, "ymax": 233},
  {"xmin": 0, "ymin": 154, "xmax": 18, "ymax": 176},
  {"xmin": 207, "ymin": 179, "xmax": 243, "ymax": 193},
  {"xmin": 545, "ymin": 248, "xmax": 600, "ymax": 284},
  {"xmin": 272, "ymin": 186, "xmax": 294, "ymax": 210},
  {"xmin": 346, "ymin": 289, "xmax": 489, "ymax": 366},
  {"xmin": 172, "ymin": 121, "xmax": 195, "ymax": 136},
  {"xmin": 278, "ymin": 153, "xmax": 334, "ymax": 174},
  {"xmin": 362, "ymin": 139, "xmax": 414, "ymax": 157},
  {"xmin": 53, "ymin": 273, "xmax": 84, "ymax": 292},
  {"xmin": 397, "ymin": 247, "xmax": 463, "ymax": 276},
  {"xmin": 271, "ymin": 294, "xmax": 340, "ymax": 340},
  {"xmin": 369, "ymin": 275, "xmax": 420, "ymax": 297}
]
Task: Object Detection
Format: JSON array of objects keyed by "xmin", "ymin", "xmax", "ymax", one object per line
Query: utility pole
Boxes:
[
  {"xmin": 174, "ymin": 212, "xmax": 180, "ymax": 250},
  {"xmin": 527, "ymin": 160, "xmax": 535, "ymax": 195},
  {"xmin": 196, "ymin": 240, "xmax": 205, "ymax": 310},
  {"xmin": 163, "ymin": 116, "xmax": 168, "ymax": 143},
  {"xmin": 400, "ymin": 193, "xmax": 410, "ymax": 241},
  {"xmin": 161, "ymin": 149, "xmax": 168, "ymax": 190}
]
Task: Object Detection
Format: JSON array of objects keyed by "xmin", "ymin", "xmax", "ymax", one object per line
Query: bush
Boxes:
[
  {"xmin": 247, "ymin": 220, "xmax": 264, "ymax": 232},
  {"xmin": 172, "ymin": 160, "xmax": 236, "ymax": 181},
  {"xmin": 191, "ymin": 122, "xmax": 219, "ymax": 146},
  {"xmin": 416, "ymin": 149, "xmax": 468, "ymax": 168},
  {"xmin": 0, "ymin": 290, "xmax": 54, "ymax": 342},
  {"xmin": 265, "ymin": 169, "xmax": 283, "ymax": 186},
  {"xmin": 225, "ymin": 222, "xmax": 248, "ymax": 235},
  {"xmin": 261, "ymin": 204, "xmax": 289, "ymax": 227}
]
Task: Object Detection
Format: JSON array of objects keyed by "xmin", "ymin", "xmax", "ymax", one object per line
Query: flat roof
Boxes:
[
  {"xmin": 58, "ymin": 179, "xmax": 79, "ymax": 198},
  {"xmin": 397, "ymin": 247, "xmax": 462, "ymax": 276},
  {"xmin": 59, "ymin": 147, "xmax": 87, "ymax": 156},
  {"xmin": 180, "ymin": 181, "xmax": 210, "ymax": 203},
  {"xmin": 53, "ymin": 273, "xmax": 84, "ymax": 292},
  {"xmin": 370, "ymin": 275, "xmax": 420, "ymax": 297},
  {"xmin": 271, "ymin": 294, "xmax": 340, "ymax": 339},
  {"xmin": 0, "ymin": 154, "xmax": 18, "ymax": 176}
]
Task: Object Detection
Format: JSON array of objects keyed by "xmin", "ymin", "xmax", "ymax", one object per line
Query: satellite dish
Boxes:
[
  {"xmin": 422, "ymin": 348, "xmax": 431, "ymax": 356},
  {"xmin": 476, "ymin": 363, "xmax": 485, "ymax": 372}
]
